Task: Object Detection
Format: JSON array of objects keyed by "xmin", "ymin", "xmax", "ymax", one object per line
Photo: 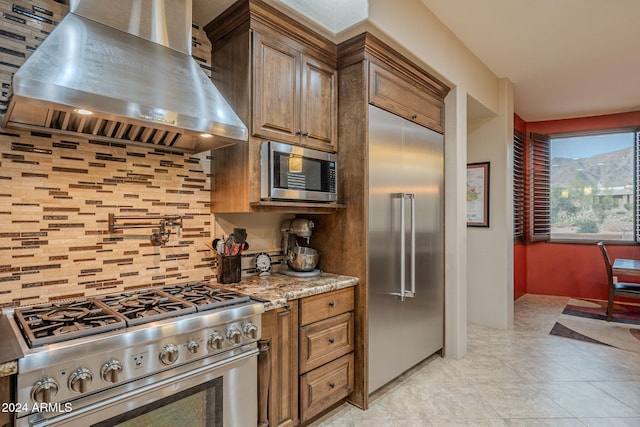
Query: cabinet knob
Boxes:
[
  {"xmin": 296, "ymin": 130, "xmax": 302, "ymax": 135},
  {"xmin": 328, "ymin": 301, "xmax": 335, "ymax": 307},
  {"xmin": 302, "ymin": 131, "xmax": 309, "ymax": 137},
  {"xmin": 411, "ymin": 114, "xmax": 417, "ymax": 119},
  {"xmin": 329, "ymin": 382, "xmax": 335, "ymax": 389},
  {"xmin": 328, "ymin": 338, "xmax": 335, "ymax": 344},
  {"xmin": 285, "ymin": 303, "xmax": 291, "ymax": 310}
]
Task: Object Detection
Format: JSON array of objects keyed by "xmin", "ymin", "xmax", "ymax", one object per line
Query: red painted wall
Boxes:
[{"xmin": 516, "ymin": 111, "xmax": 640, "ymax": 300}]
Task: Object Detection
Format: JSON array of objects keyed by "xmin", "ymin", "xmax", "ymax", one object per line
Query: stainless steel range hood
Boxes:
[{"xmin": 1, "ymin": 0, "xmax": 248, "ymax": 153}]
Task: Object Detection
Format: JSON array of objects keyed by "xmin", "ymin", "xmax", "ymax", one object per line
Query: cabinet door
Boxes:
[
  {"xmin": 0, "ymin": 374, "xmax": 12, "ymax": 427},
  {"xmin": 299, "ymin": 353, "xmax": 354, "ymax": 422},
  {"xmin": 300, "ymin": 55, "xmax": 337, "ymax": 152},
  {"xmin": 253, "ymin": 31, "xmax": 300, "ymax": 143},
  {"xmin": 369, "ymin": 62, "xmax": 444, "ymax": 133},
  {"xmin": 261, "ymin": 304, "xmax": 299, "ymax": 427}
]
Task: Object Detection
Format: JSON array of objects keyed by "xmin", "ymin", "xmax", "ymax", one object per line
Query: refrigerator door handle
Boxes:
[
  {"xmin": 407, "ymin": 193, "xmax": 416, "ymax": 298},
  {"xmin": 389, "ymin": 193, "xmax": 415, "ymax": 301}
]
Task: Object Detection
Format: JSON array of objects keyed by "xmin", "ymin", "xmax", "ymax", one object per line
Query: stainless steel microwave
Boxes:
[{"xmin": 260, "ymin": 141, "xmax": 337, "ymax": 202}]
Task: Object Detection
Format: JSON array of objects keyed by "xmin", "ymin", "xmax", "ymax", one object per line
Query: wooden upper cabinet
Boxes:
[
  {"xmin": 253, "ymin": 30, "xmax": 338, "ymax": 152},
  {"xmin": 300, "ymin": 55, "xmax": 337, "ymax": 152},
  {"xmin": 253, "ymin": 32, "xmax": 300, "ymax": 143},
  {"xmin": 205, "ymin": 0, "xmax": 340, "ymax": 212},
  {"xmin": 369, "ymin": 62, "xmax": 444, "ymax": 133}
]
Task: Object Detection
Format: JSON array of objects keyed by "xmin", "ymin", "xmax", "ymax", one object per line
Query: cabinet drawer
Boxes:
[
  {"xmin": 299, "ymin": 353, "xmax": 354, "ymax": 422},
  {"xmin": 300, "ymin": 312, "xmax": 354, "ymax": 373},
  {"xmin": 300, "ymin": 287, "xmax": 354, "ymax": 326},
  {"xmin": 369, "ymin": 62, "xmax": 444, "ymax": 133}
]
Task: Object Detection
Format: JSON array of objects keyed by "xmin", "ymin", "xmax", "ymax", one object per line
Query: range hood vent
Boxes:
[{"xmin": 1, "ymin": 0, "xmax": 248, "ymax": 153}]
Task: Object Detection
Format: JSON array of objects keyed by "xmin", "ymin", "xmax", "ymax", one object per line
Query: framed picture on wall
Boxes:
[{"xmin": 466, "ymin": 162, "xmax": 490, "ymax": 227}]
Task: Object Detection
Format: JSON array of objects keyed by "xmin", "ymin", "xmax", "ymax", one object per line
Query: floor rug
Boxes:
[{"xmin": 549, "ymin": 298, "xmax": 640, "ymax": 353}]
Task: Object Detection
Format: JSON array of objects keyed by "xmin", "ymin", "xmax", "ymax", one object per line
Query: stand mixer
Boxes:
[{"xmin": 280, "ymin": 218, "xmax": 322, "ymax": 277}]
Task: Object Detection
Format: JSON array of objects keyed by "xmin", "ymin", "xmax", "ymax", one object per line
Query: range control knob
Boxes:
[
  {"xmin": 101, "ymin": 359, "xmax": 123, "ymax": 384},
  {"xmin": 227, "ymin": 327, "xmax": 241, "ymax": 344},
  {"xmin": 187, "ymin": 340, "xmax": 200, "ymax": 354},
  {"xmin": 31, "ymin": 377, "xmax": 59, "ymax": 403},
  {"xmin": 68, "ymin": 367, "xmax": 93, "ymax": 393},
  {"xmin": 208, "ymin": 332, "xmax": 223, "ymax": 350},
  {"xmin": 244, "ymin": 323, "xmax": 258, "ymax": 339},
  {"xmin": 159, "ymin": 343, "xmax": 179, "ymax": 365}
]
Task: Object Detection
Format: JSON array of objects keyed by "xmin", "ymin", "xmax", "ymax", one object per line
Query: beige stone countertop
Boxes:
[
  {"xmin": 0, "ymin": 315, "xmax": 21, "ymax": 374},
  {"xmin": 0, "ymin": 360, "xmax": 17, "ymax": 377},
  {"xmin": 220, "ymin": 272, "xmax": 358, "ymax": 310}
]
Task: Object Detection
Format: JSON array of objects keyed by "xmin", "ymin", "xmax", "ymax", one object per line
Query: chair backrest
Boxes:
[{"xmin": 597, "ymin": 241, "xmax": 614, "ymax": 290}]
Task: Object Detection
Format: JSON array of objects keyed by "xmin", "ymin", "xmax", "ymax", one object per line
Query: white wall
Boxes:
[
  {"xmin": 444, "ymin": 87, "xmax": 468, "ymax": 358},
  {"xmin": 466, "ymin": 78, "xmax": 514, "ymax": 329}
]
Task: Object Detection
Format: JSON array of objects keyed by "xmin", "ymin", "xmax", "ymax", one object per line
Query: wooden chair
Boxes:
[{"xmin": 597, "ymin": 241, "xmax": 640, "ymax": 321}]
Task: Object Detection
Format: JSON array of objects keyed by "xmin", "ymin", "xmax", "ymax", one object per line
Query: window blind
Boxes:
[
  {"xmin": 513, "ymin": 129, "xmax": 525, "ymax": 241},
  {"xmin": 529, "ymin": 132, "xmax": 551, "ymax": 242}
]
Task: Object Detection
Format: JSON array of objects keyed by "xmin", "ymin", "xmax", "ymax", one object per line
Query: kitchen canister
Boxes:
[{"xmin": 218, "ymin": 255, "xmax": 241, "ymax": 284}]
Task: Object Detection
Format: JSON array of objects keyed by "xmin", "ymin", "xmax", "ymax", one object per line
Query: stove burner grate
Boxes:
[
  {"xmin": 161, "ymin": 282, "xmax": 251, "ymax": 311},
  {"xmin": 97, "ymin": 289, "xmax": 197, "ymax": 325},
  {"xmin": 14, "ymin": 300, "xmax": 127, "ymax": 347},
  {"xmin": 12, "ymin": 282, "xmax": 255, "ymax": 348}
]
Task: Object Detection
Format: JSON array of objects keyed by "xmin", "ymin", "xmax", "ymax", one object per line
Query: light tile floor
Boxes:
[{"xmin": 310, "ymin": 294, "xmax": 640, "ymax": 427}]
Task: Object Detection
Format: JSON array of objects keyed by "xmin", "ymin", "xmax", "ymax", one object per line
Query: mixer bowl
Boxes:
[{"xmin": 287, "ymin": 246, "xmax": 320, "ymax": 272}]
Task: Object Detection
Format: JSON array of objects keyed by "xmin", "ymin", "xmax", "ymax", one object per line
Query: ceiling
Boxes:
[
  {"xmin": 414, "ymin": 0, "xmax": 640, "ymax": 122},
  {"xmin": 192, "ymin": 0, "xmax": 367, "ymax": 34},
  {"xmin": 193, "ymin": 0, "xmax": 640, "ymax": 123}
]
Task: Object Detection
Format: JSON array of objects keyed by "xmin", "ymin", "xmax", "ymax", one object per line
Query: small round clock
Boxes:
[{"xmin": 255, "ymin": 253, "xmax": 272, "ymax": 276}]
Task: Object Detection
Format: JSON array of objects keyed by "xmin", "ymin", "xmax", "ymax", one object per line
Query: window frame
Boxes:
[{"xmin": 527, "ymin": 127, "xmax": 640, "ymax": 244}]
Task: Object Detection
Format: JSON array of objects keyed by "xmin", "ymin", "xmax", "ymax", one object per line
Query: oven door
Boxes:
[{"xmin": 22, "ymin": 349, "xmax": 257, "ymax": 427}]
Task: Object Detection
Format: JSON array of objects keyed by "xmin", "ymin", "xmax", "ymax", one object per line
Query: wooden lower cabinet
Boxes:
[
  {"xmin": 300, "ymin": 353, "xmax": 354, "ymax": 422},
  {"xmin": 261, "ymin": 303, "xmax": 299, "ymax": 427},
  {"xmin": 258, "ymin": 287, "xmax": 355, "ymax": 426},
  {"xmin": 0, "ymin": 374, "xmax": 12, "ymax": 427}
]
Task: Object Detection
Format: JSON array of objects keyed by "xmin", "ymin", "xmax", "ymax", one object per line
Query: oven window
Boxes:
[{"xmin": 92, "ymin": 377, "xmax": 222, "ymax": 427}]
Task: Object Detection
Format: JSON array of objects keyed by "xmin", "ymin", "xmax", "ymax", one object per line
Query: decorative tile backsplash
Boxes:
[
  {"xmin": 0, "ymin": 129, "xmax": 216, "ymax": 308},
  {"xmin": 0, "ymin": 0, "xmax": 231, "ymax": 308}
]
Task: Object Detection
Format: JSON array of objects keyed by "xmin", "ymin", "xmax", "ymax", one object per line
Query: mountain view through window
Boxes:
[{"xmin": 550, "ymin": 132, "xmax": 635, "ymax": 240}]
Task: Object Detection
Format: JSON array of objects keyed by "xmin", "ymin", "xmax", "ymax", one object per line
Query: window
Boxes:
[{"xmin": 542, "ymin": 130, "xmax": 638, "ymax": 241}]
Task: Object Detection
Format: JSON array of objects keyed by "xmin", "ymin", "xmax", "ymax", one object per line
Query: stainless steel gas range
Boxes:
[{"xmin": 5, "ymin": 282, "xmax": 264, "ymax": 427}]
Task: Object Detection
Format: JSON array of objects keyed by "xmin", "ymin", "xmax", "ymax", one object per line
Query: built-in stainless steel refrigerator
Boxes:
[{"xmin": 368, "ymin": 105, "xmax": 444, "ymax": 393}]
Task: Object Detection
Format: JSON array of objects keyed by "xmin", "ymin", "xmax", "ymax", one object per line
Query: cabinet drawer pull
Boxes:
[
  {"xmin": 329, "ymin": 382, "xmax": 335, "ymax": 389},
  {"xmin": 328, "ymin": 301, "xmax": 335, "ymax": 307},
  {"xmin": 328, "ymin": 338, "xmax": 335, "ymax": 344}
]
